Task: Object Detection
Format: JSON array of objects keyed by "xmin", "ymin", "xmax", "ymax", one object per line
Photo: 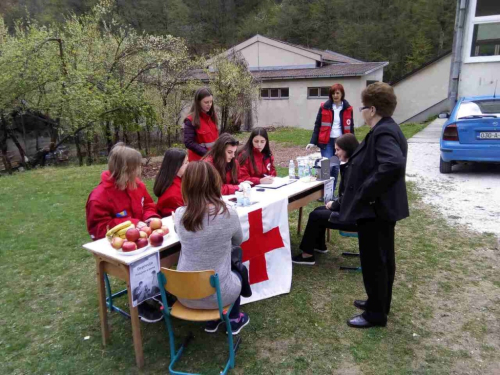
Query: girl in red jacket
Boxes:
[
  {"xmin": 183, "ymin": 87, "xmax": 219, "ymax": 161},
  {"xmin": 203, "ymin": 133, "xmax": 251, "ymax": 195},
  {"xmin": 154, "ymin": 148, "xmax": 189, "ymax": 217},
  {"xmin": 238, "ymin": 127, "xmax": 277, "ymax": 185},
  {"xmin": 86, "ymin": 143, "xmax": 160, "ymax": 241}
]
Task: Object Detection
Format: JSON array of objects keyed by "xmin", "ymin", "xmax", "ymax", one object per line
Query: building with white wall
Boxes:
[{"xmin": 194, "ymin": 35, "xmax": 387, "ymax": 129}]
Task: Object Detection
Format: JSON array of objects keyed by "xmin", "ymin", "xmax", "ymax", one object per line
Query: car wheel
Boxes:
[{"xmin": 440, "ymin": 157, "xmax": 452, "ymax": 174}]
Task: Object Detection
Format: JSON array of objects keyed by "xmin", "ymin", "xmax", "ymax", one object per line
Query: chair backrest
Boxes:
[{"xmin": 160, "ymin": 268, "xmax": 216, "ymax": 300}]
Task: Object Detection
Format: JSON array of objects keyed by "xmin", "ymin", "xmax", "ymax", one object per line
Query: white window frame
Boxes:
[
  {"xmin": 260, "ymin": 88, "xmax": 289, "ymax": 100},
  {"xmin": 464, "ymin": 0, "xmax": 500, "ymax": 63},
  {"xmin": 307, "ymin": 87, "xmax": 330, "ymax": 99}
]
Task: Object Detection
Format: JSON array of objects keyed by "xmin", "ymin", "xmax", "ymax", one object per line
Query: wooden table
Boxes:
[{"xmin": 82, "ymin": 178, "xmax": 326, "ymax": 368}]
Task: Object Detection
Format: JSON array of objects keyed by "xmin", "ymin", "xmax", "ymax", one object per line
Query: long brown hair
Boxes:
[
  {"xmin": 108, "ymin": 142, "xmax": 142, "ymax": 190},
  {"xmin": 153, "ymin": 148, "xmax": 187, "ymax": 197},
  {"xmin": 181, "ymin": 161, "xmax": 228, "ymax": 232},
  {"xmin": 203, "ymin": 133, "xmax": 239, "ymax": 184},
  {"xmin": 189, "ymin": 87, "xmax": 218, "ymax": 129},
  {"xmin": 238, "ymin": 127, "xmax": 272, "ymax": 175}
]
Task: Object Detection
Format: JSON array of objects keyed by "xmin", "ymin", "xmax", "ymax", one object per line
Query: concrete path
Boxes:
[
  {"xmin": 406, "ymin": 118, "xmax": 500, "ymax": 237},
  {"xmin": 407, "ymin": 118, "xmax": 445, "ymax": 144}
]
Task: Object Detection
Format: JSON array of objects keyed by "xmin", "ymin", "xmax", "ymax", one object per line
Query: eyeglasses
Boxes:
[{"xmin": 359, "ymin": 106, "xmax": 371, "ymax": 112}]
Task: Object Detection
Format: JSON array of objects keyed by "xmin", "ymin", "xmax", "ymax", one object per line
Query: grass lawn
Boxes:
[
  {"xmin": 2, "ymin": 123, "xmax": 499, "ymax": 374},
  {"xmin": 236, "ymin": 120, "xmax": 432, "ymax": 147}
]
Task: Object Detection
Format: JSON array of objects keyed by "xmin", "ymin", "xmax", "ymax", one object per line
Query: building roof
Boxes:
[
  {"xmin": 264, "ymin": 36, "xmax": 363, "ymax": 64},
  {"xmin": 390, "ymin": 50, "xmax": 452, "ymax": 86},
  {"xmin": 189, "ymin": 61, "xmax": 387, "ymax": 82}
]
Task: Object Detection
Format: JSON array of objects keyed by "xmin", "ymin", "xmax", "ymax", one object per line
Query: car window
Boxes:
[{"xmin": 457, "ymin": 99, "xmax": 500, "ymax": 118}]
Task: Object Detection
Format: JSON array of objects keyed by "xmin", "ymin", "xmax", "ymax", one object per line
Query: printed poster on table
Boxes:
[
  {"xmin": 239, "ymin": 196, "xmax": 292, "ymax": 304},
  {"xmin": 323, "ymin": 178, "xmax": 334, "ymax": 203},
  {"xmin": 130, "ymin": 252, "xmax": 160, "ymax": 307}
]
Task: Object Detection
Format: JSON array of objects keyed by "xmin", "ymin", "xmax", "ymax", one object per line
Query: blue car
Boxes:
[{"xmin": 439, "ymin": 96, "xmax": 500, "ymax": 173}]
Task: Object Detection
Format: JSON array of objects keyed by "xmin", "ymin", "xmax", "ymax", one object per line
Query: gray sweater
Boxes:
[{"xmin": 174, "ymin": 205, "xmax": 243, "ymax": 309}]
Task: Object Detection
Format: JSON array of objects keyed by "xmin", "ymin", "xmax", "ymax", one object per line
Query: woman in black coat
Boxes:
[
  {"xmin": 292, "ymin": 134, "xmax": 359, "ymax": 265},
  {"xmin": 340, "ymin": 82, "xmax": 409, "ymax": 328}
]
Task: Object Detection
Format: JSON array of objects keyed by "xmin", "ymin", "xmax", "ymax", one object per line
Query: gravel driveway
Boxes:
[{"xmin": 406, "ymin": 118, "xmax": 500, "ymax": 237}]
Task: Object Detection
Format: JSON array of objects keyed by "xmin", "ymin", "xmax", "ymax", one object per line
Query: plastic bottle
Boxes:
[
  {"xmin": 298, "ymin": 159, "xmax": 304, "ymax": 178},
  {"xmin": 288, "ymin": 160, "xmax": 295, "ymax": 179}
]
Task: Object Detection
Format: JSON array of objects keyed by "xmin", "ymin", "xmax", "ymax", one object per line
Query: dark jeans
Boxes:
[
  {"xmin": 300, "ymin": 206, "xmax": 357, "ymax": 255},
  {"xmin": 357, "ymin": 218, "xmax": 396, "ymax": 325},
  {"xmin": 321, "ymin": 138, "xmax": 340, "ymax": 196}
]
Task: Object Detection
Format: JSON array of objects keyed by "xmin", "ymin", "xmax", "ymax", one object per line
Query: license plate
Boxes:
[{"xmin": 479, "ymin": 132, "xmax": 500, "ymax": 139}]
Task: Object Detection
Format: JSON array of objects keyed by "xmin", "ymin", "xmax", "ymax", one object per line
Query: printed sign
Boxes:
[
  {"xmin": 130, "ymin": 252, "xmax": 160, "ymax": 307},
  {"xmin": 323, "ymin": 178, "xmax": 334, "ymax": 203}
]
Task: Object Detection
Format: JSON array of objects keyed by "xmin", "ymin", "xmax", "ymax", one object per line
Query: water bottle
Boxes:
[
  {"xmin": 298, "ymin": 159, "xmax": 304, "ymax": 178},
  {"xmin": 288, "ymin": 160, "xmax": 295, "ymax": 179}
]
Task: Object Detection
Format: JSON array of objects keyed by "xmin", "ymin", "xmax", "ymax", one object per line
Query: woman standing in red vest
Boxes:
[
  {"xmin": 306, "ymin": 84, "xmax": 355, "ymax": 195},
  {"xmin": 238, "ymin": 127, "xmax": 276, "ymax": 185},
  {"xmin": 184, "ymin": 87, "xmax": 219, "ymax": 161}
]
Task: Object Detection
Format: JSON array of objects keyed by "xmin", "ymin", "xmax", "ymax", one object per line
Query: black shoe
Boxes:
[
  {"xmin": 354, "ymin": 300, "xmax": 367, "ymax": 311},
  {"xmin": 314, "ymin": 248, "xmax": 328, "ymax": 254},
  {"xmin": 205, "ymin": 319, "xmax": 224, "ymax": 333},
  {"xmin": 138, "ymin": 299, "xmax": 163, "ymax": 323},
  {"xmin": 292, "ymin": 253, "xmax": 315, "ymax": 265},
  {"xmin": 346, "ymin": 314, "xmax": 386, "ymax": 329}
]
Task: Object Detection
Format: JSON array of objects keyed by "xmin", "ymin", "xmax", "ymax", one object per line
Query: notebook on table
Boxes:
[{"xmin": 255, "ymin": 177, "xmax": 297, "ymax": 189}]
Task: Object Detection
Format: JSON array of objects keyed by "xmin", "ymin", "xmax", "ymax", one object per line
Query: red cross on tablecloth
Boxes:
[{"xmin": 241, "ymin": 208, "xmax": 285, "ymax": 284}]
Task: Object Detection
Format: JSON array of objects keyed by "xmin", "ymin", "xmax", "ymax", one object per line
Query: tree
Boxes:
[{"xmin": 207, "ymin": 50, "xmax": 258, "ymax": 133}]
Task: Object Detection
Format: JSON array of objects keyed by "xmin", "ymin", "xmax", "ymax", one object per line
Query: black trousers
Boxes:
[
  {"xmin": 300, "ymin": 206, "xmax": 357, "ymax": 255},
  {"xmin": 357, "ymin": 218, "xmax": 396, "ymax": 325}
]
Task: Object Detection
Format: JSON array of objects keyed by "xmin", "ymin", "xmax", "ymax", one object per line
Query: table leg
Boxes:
[
  {"xmin": 297, "ymin": 207, "xmax": 303, "ymax": 235},
  {"xmin": 127, "ymin": 269, "xmax": 144, "ymax": 369},
  {"xmin": 95, "ymin": 257, "xmax": 110, "ymax": 346}
]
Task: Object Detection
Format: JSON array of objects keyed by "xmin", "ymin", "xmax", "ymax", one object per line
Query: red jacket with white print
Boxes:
[
  {"xmin": 238, "ymin": 149, "xmax": 277, "ymax": 185},
  {"xmin": 86, "ymin": 170, "xmax": 159, "ymax": 240}
]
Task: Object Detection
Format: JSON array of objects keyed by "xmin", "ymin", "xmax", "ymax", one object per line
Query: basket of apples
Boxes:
[{"xmin": 106, "ymin": 218, "xmax": 170, "ymax": 255}]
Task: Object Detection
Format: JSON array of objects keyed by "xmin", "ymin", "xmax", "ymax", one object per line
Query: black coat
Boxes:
[
  {"xmin": 309, "ymin": 99, "xmax": 354, "ymax": 149},
  {"xmin": 339, "ymin": 117, "xmax": 409, "ymax": 223}
]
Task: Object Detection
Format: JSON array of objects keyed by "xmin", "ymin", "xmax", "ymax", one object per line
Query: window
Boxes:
[
  {"xmin": 308, "ymin": 87, "xmax": 330, "ymax": 99},
  {"xmin": 366, "ymin": 80, "xmax": 378, "ymax": 87},
  {"xmin": 260, "ymin": 88, "xmax": 289, "ymax": 99},
  {"xmin": 467, "ymin": 0, "xmax": 500, "ymax": 62}
]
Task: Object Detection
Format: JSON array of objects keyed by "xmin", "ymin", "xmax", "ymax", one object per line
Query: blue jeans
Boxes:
[{"xmin": 321, "ymin": 138, "xmax": 339, "ymax": 197}]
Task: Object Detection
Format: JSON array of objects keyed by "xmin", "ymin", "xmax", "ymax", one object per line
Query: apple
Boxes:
[
  {"xmin": 122, "ymin": 241, "xmax": 138, "ymax": 252},
  {"xmin": 149, "ymin": 218, "xmax": 162, "ymax": 230},
  {"xmin": 136, "ymin": 238, "xmax": 149, "ymax": 249},
  {"xmin": 126, "ymin": 228, "xmax": 141, "ymax": 242},
  {"xmin": 153, "ymin": 229, "xmax": 165, "ymax": 236},
  {"xmin": 111, "ymin": 236, "xmax": 125, "ymax": 250},
  {"xmin": 149, "ymin": 233, "xmax": 164, "ymax": 247},
  {"xmin": 161, "ymin": 225, "xmax": 170, "ymax": 235},
  {"xmin": 139, "ymin": 231, "xmax": 148, "ymax": 239},
  {"xmin": 141, "ymin": 226, "xmax": 152, "ymax": 237}
]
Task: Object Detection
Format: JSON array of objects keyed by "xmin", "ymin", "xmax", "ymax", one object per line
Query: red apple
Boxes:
[
  {"xmin": 149, "ymin": 233, "xmax": 164, "ymax": 247},
  {"xmin": 139, "ymin": 231, "xmax": 148, "ymax": 239},
  {"xmin": 153, "ymin": 229, "xmax": 165, "ymax": 236},
  {"xmin": 141, "ymin": 226, "xmax": 152, "ymax": 237},
  {"xmin": 111, "ymin": 236, "xmax": 124, "ymax": 250},
  {"xmin": 126, "ymin": 228, "xmax": 140, "ymax": 242},
  {"xmin": 161, "ymin": 225, "xmax": 170, "ymax": 235},
  {"xmin": 136, "ymin": 238, "xmax": 149, "ymax": 249},
  {"xmin": 122, "ymin": 241, "xmax": 138, "ymax": 252},
  {"xmin": 149, "ymin": 218, "xmax": 162, "ymax": 230}
]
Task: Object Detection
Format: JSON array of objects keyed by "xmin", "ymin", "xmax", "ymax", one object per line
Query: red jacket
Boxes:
[
  {"xmin": 184, "ymin": 112, "xmax": 219, "ymax": 161},
  {"xmin": 204, "ymin": 156, "xmax": 240, "ymax": 195},
  {"xmin": 86, "ymin": 171, "xmax": 160, "ymax": 240},
  {"xmin": 310, "ymin": 99, "xmax": 355, "ymax": 146},
  {"xmin": 157, "ymin": 176, "xmax": 184, "ymax": 217},
  {"xmin": 238, "ymin": 149, "xmax": 277, "ymax": 185}
]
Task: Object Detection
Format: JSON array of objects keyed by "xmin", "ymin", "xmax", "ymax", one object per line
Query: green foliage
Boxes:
[{"xmin": 207, "ymin": 50, "xmax": 259, "ymax": 133}]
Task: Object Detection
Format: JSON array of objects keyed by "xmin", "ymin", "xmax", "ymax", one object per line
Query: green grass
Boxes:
[
  {"xmin": 237, "ymin": 120, "xmax": 431, "ymax": 147},
  {"xmin": 1, "ymin": 160, "xmax": 499, "ymax": 374}
]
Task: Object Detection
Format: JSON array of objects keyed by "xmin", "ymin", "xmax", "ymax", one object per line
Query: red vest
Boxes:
[
  {"xmin": 318, "ymin": 103, "xmax": 354, "ymax": 145},
  {"xmin": 187, "ymin": 112, "xmax": 219, "ymax": 161}
]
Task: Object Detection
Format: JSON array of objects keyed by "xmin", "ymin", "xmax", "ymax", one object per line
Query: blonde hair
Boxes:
[{"xmin": 108, "ymin": 142, "xmax": 142, "ymax": 190}]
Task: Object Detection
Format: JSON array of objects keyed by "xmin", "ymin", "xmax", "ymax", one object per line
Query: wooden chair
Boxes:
[{"xmin": 157, "ymin": 268, "xmax": 241, "ymax": 375}]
